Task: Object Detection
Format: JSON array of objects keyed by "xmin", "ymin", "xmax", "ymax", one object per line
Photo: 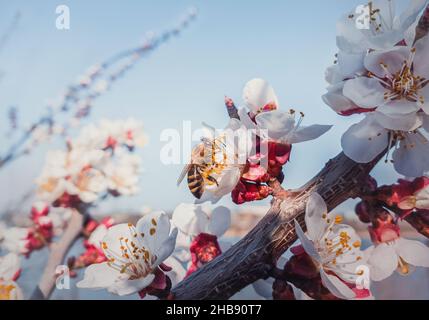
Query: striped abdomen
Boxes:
[{"xmin": 187, "ymin": 165, "xmax": 205, "ymax": 199}]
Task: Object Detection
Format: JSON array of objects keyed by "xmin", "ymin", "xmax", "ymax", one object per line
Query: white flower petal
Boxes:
[
  {"xmin": 294, "ymin": 220, "xmax": 321, "ymax": 263},
  {"xmin": 343, "ymin": 77, "xmax": 386, "ymax": 109},
  {"xmin": 77, "ymin": 262, "xmax": 119, "ymax": 289},
  {"xmin": 102, "ymin": 224, "xmax": 136, "ymax": 257},
  {"xmin": 393, "ymin": 133, "xmax": 429, "ymax": 177},
  {"xmin": 305, "ymin": 193, "xmax": 328, "ymax": 241},
  {"xmin": 88, "ymin": 225, "xmax": 108, "ymax": 247},
  {"xmin": 419, "ymin": 85, "xmax": 429, "ymax": 115},
  {"xmin": 372, "ymin": 111, "xmax": 423, "ymax": 131},
  {"xmin": 364, "ymin": 46, "xmax": 410, "ymax": 78},
  {"xmin": 242, "ymin": 78, "xmax": 279, "ymax": 113},
  {"xmin": 255, "ymin": 110, "xmax": 295, "ymax": 141},
  {"xmin": 136, "ymin": 211, "xmax": 171, "ymax": 254},
  {"xmin": 172, "ymin": 203, "xmax": 208, "ymax": 236},
  {"xmin": 423, "ymin": 115, "xmax": 429, "ymax": 131},
  {"xmin": 285, "ymin": 124, "xmax": 332, "ymax": 144},
  {"xmin": 237, "ymin": 108, "xmax": 258, "ymax": 131},
  {"xmin": 153, "ymin": 228, "xmax": 178, "ymax": 267},
  {"xmin": 341, "ymin": 116, "xmax": 388, "ymax": 163},
  {"xmin": 320, "ymin": 268, "xmax": 356, "ymax": 300},
  {"xmin": 0, "ymin": 253, "xmax": 20, "ymax": 281},
  {"xmin": 325, "ymin": 64, "xmax": 344, "ymax": 84},
  {"xmin": 376, "ymin": 100, "xmax": 420, "ymax": 115},
  {"xmin": 395, "ymin": 238, "xmax": 429, "ymax": 267},
  {"xmin": 108, "ymin": 274, "xmax": 156, "ymax": 296},
  {"xmin": 367, "ymin": 244, "xmax": 398, "ymax": 281},
  {"xmin": 336, "ymin": 14, "xmax": 366, "ymax": 53},
  {"xmin": 291, "ymin": 284, "xmax": 313, "ymax": 300},
  {"xmin": 414, "ymin": 34, "xmax": 429, "ymax": 77},
  {"xmin": 208, "ymin": 206, "xmax": 231, "ymax": 237},
  {"xmin": 337, "ymin": 51, "xmax": 365, "ymax": 78},
  {"xmin": 322, "ymin": 82, "xmax": 358, "ymax": 114}
]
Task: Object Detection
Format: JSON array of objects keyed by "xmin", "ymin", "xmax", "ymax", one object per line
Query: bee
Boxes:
[{"xmin": 177, "ymin": 136, "xmax": 229, "ymax": 199}]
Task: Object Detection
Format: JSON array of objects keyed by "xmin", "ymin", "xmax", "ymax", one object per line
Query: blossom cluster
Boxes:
[
  {"xmin": 74, "ymin": 203, "xmax": 231, "ymax": 299},
  {"xmin": 36, "ymin": 119, "xmax": 146, "ymax": 210},
  {"xmin": 0, "ymin": 119, "xmax": 145, "ymax": 260},
  {"xmin": 0, "ymin": 203, "xmax": 71, "ymax": 257},
  {"xmin": 323, "ymin": 0, "xmax": 429, "ymax": 177}
]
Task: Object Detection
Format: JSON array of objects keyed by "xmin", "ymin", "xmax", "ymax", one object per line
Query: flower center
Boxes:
[
  {"xmin": 318, "ymin": 214, "xmax": 362, "ymax": 266},
  {"xmin": 75, "ymin": 167, "xmax": 99, "ymax": 192},
  {"xmin": 103, "ymin": 223, "xmax": 155, "ymax": 280},
  {"xmin": 40, "ymin": 177, "xmax": 59, "ymax": 193},
  {"xmin": 0, "ymin": 283, "xmax": 16, "ymax": 300},
  {"xmin": 370, "ymin": 49, "xmax": 428, "ymax": 105}
]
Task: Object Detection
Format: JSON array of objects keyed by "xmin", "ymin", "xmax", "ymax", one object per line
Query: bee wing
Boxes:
[{"xmin": 177, "ymin": 163, "xmax": 193, "ymax": 186}]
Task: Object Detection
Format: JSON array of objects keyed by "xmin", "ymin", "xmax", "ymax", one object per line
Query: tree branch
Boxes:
[
  {"xmin": 171, "ymin": 151, "xmax": 385, "ymax": 299},
  {"xmin": 31, "ymin": 209, "xmax": 84, "ymax": 299},
  {"xmin": 415, "ymin": 4, "xmax": 429, "ymax": 43}
]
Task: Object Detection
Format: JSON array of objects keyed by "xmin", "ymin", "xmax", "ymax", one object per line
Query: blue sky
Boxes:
[{"xmin": 0, "ymin": 0, "xmax": 402, "ymax": 214}]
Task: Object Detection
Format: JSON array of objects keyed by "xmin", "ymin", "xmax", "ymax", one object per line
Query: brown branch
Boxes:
[
  {"xmin": 171, "ymin": 151, "xmax": 385, "ymax": 299},
  {"xmin": 33, "ymin": 209, "xmax": 84, "ymax": 299},
  {"xmin": 404, "ymin": 211, "xmax": 429, "ymax": 239},
  {"xmin": 415, "ymin": 4, "xmax": 429, "ymax": 43}
]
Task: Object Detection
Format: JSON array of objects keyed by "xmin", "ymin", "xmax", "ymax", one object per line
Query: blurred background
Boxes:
[{"xmin": 0, "ymin": 0, "xmax": 427, "ymax": 299}]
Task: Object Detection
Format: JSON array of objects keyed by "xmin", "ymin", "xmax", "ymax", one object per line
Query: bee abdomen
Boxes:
[{"xmin": 187, "ymin": 166, "xmax": 204, "ymax": 199}]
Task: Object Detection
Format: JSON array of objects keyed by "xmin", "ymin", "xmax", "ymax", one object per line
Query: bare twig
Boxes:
[
  {"xmin": 32, "ymin": 209, "xmax": 84, "ymax": 299},
  {"xmin": 0, "ymin": 11, "xmax": 20, "ymax": 54},
  {"xmin": 415, "ymin": 4, "xmax": 429, "ymax": 43},
  {"xmin": 404, "ymin": 211, "xmax": 429, "ymax": 239},
  {"xmin": 0, "ymin": 8, "xmax": 197, "ymax": 169}
]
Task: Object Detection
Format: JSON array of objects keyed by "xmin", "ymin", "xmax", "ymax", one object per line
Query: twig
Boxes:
[
  {"xmin": 32, "ymin": 209, "xmax": 84, "ymax": 299},
  {"xmin": 0, "ymin": 11, "xmax": 20, "ymax": 54},
  {"xmin": 0, "ymin": 7, "xmax": 197, "ymax": 169},
  {"xmin": 415, "ymin": 4, "xmax": 429, "ymax": 43}
]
